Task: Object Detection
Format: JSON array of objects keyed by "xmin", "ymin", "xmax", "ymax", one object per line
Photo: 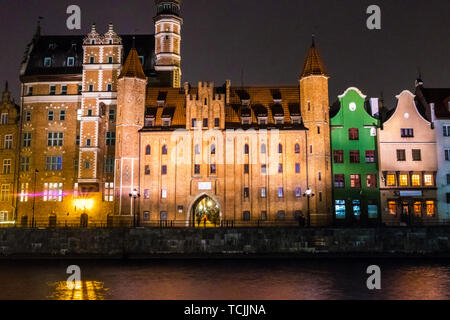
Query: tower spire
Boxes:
[{"xmin": 300, "ymin": 36, "xmax": 328, "ymax": 78}]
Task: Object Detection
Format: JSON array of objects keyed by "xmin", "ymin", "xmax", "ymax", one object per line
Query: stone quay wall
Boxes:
[{"xmin": 0, "ymin": 227, "xmax": 449, "ymax": 258}]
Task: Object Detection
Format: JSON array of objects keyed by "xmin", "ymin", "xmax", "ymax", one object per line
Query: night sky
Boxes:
[{"xmin": 0, "ymin": 0, "xmax": 449, "ymax": 107}]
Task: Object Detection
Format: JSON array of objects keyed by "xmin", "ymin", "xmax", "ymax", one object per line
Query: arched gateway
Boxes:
[{"xmin": 190, "ymin": 195, "xmax": 221, "ymax": 227}]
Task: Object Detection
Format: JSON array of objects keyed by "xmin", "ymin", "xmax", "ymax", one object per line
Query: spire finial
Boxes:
[
  {"xmin": 311, "ymin": 34, "xmax": 315, "ymax": 47},
  {"xmin": 108, "ymin": 22, "xmax": 114, "ymax": 32},
  {"xmin": 132, "ymin": 36, "xmax": 136, "ymax": 49},
  {"xmin": 91, "ymin": 23, "xmax": 96, "ymax": 33}
]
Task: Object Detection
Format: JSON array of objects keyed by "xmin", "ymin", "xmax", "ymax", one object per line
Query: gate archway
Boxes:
[{"xmin": 190, "ymin": 195, "xmax": 220, "ymax": 227}]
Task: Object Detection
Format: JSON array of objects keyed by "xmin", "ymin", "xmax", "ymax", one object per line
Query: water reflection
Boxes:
[{"xmin": 48, "ymin": 281, "xmax": 109, "ymax": 300}]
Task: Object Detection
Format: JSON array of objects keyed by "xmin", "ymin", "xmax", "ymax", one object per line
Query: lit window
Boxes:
[
  {"xmin": 335, "ymin": 200, "xmax": 346, "ymax": 219},
  {"xmin": 261, "ymin": 144, "xmax": 266, "ymax": 154},
  {"xmin": 278, "ymin": 187, "xmax": 284, "ymax": 198},
  {"xmin": 104, "ymin": 182, "xmax": 114, "ymax": 202},
  {"xmin": 414, "ymin": 202, "xmax": 422, "ymax": 216},
  {"xmin": 4, "ymin": 135, "xmax": 12, "ymax": 149},
  {"xmin": 334, "ymin": 174, "xmax": 345, "ymax": 188},
  {"xmin": 144, "ymin": 190, "xmax": 150, "ymax": 199},
  {"xmin": 44, "ymin": 57, "xmax": 52, "ymax": 67},
  {"xmin": 260, "ymin": 188, "xmax": 266, "ymax": 198},
  {"xmin": 399, "ymin": 174, "xmax": 408, "ymax": 186},
  {"xmin": 20, "ymin": 183, "xmax": 29, "ymax": 202},
  {"xmin": 20, "ymin": 157, "xmax": 30, "ymax": 172},
  {"xmin": 366, "ymin": 174, "xmax": 377, "ymax": 188},
  {"xmin": 2, "ymin": 159, "xmax": 11, "ymax": 174},
  {"xmin": 1, "ymin": 113, "xmax": 8, "ymax": 125},
  {"xmin": 67, "ymin": 57, "xmax": 75, "ymax": 66},
  {"xmin": 350, "ymin": 174, "xmax": 361, "ymax": 188},
  {"xmin": 387, "ymin": 174, "xmax": 396, "ymax": 186},
  {"xmin": 0, "ymin": 184, "xmax": 10, "ymax": 201},
  {"xmin": 295, "ymin": 187, "xmax": 301, "ymax": 197},
  {"xmin": 426, "ymin": 201, "xmax": 435, "ymax": 216},
  {"xmin": 349, "ymin": 128, "xmax": 359, "ymax": 140},
  {"xmin": 353, "ymin": 200, "xmax": 361, "ymax": 218},
  {"xmin": 365, "ymin": 150, "xmax": 375, "ymax": 163},
  {"xmin": 161, "ymin": 189, "xmax": 167, "ymax": 199},
  {"xmin": 388, "ymin": 201, "xmax": 397, "ymax": 215},
  {"xmin": 295, "ymin": 163, "xmax": 300, "ymax": 174},
  {"xmin": 43, "ymin": 183, "xmax": 63, "ymax": 202},
  {"xmin": 424, "ymin": 174, "xmax": 433, "ymax": 186},
  {"xmin": 368, "ymin": 203, "xmax": 378, "ymax": 219},
  {"xmin": 411, "ymin": 174, "xmax": 421, "ymax": 186},
  {"xmin": 45, "ymin": 156, "xmax": 63, "ymax": 171}
]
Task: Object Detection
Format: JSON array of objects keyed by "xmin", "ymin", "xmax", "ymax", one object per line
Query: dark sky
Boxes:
[{"xmin": 0, "ymin": 0, "xmax": 449, "ymax": 107}]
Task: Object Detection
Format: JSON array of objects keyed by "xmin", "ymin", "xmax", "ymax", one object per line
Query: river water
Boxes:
[{"xmin": 0, "ymin": 259, "xmax": 448, "ymax": 300}]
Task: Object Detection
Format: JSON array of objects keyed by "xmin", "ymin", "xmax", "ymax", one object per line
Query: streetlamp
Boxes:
[
  {"xmin": 129, "ymin": 189, "xmax": 141, "ymax": 227},
  {"xmin": 303, "ymin": 188, "xmax": 315, "ymax": 227},
  {"xmin": 31, "ymin": 169, "xmax": 39, "ymax": 228}
]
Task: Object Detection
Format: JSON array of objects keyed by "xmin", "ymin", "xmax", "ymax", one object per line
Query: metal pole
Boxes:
[{"xmin": 307, "ymin": 195, "xmax": 311, "ymax": 227}]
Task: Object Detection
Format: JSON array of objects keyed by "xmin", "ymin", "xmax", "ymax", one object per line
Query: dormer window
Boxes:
[
  {"xmin": 274, "ymin": 116, "xmax": 284, "ymax": 125},
  {"xmin": 145, "ymin": 118, "xmax": 155, "ymax": 127},
  {"xmin": 44, "ymin": 57, "xmax": 52, "ymax": 67},
  {"xmin": 241, "ymin": 117, "xmax": 251, "ymax": 125},
  {"xmin": 241, "ymin": 99, "xmax": 250, "ymax": 106},
  {"xmin": 66, "ymin": 57, "xmax": 75, "ymax": 67},
  {"xmin": 258, "ymin": 117, "xmax": 268, "ymax": 125},
  {"xmin": 291, "ymin": 116, "xmax": 301, "ymax": 124},
  {"xmin": 162, "ymin": 119, "xmax": 171, "ymax": 127}
]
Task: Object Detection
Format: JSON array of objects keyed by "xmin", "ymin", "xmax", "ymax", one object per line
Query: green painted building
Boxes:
[{"xmin": 330, "ymin": 87, "xmax": 381, "ymax": 225}]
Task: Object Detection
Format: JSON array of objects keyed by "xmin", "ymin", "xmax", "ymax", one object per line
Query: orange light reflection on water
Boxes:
[{"xmin": 48, "ymin": 281, "xmax": 109, "ymax": 300}]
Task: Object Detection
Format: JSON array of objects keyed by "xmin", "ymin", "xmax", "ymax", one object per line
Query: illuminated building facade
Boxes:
[
  {"xmin": 0, "ymin": 83, "xmax": 20, "ymax": 224},
  {"xmin": 330, "ymin": 87, "xmax": 380, "ymax": 226},
  {"xmin": 415, "ymin": 81, "xmax": 450, "ymax": 222},
  {"xmin": 13, "ymin": 0, "xmax": 333, "ymax": 226},
  {"xmin": 378, "ymin": 89, "xmax": 438, "ymax": 225}
]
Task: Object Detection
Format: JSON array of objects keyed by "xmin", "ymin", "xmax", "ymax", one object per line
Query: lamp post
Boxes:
[
  {"xmin": 303, "ymin": 188, "xmax": 315, "ymax": 227},
  {"xmin": 31, "ymin": 169, "xmax": 39, "ymax": 228},
  {"xmin": 129, "ymin": 189, "xmax": 141, "ymax": 227}
]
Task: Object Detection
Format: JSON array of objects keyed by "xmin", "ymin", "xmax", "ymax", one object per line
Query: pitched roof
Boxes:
[
  {"xmin": 119, "ymin": 47, "xmax": 146, "ymax": 80},
  {"xmin": 301, "ymin": 37, "xmax": 328, "ymax": 78}
]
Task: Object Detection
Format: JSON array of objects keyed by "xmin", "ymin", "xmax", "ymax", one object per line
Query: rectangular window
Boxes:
[
  {"xmin": 43, "ymin": 183, "xmax": 63, "ymax": 202},
  {"xmin": 105, "ymin": 157, "xmax": 114, "ymax": 173},
  {"xmin": 397, "ymin": 149, "xmax": 406, "ymax": 161},
  {"xmin": 23, "ymin": 132, "xmax": 31, "ymax": 147},
  {"xmin": 44, "ymin": 57, "xmax": 52, "ymax": 67},
  {"xmin": 192, "ymin": 118, "xmax": 197, "ymax": 128},
  {"xmin": 161, "ymin": 165, "xmax": 167, "ymax": 175},
  {"xmin": 401, "ymin": 128, "xmax": 414, "ymax": 138},
  {"xmin": 334, "ymin": 174, "xmax": 345, "ymax": 188},
  {"xmin": 335, "ymin": 200, "xmax": 346, "ymax": 219},
  {"xmin": 104, "ymin": 182, "xmax": 114, "ymax": 202},
  {"xmin": 426, "ymin": 201, "xmax": 435, "ymax": 216},
  {"xmin": 0, "ymin": 184, "xmax": 10, "ymax": 201},
  {"xmin": 333, "ymin": 150, "xmax": 344, "ymax": 163},
  {"xmin": 353, "ymin": 200, "xmax": 361, "ymax": 218},
  {"xmin": 214, "ymin": 118, "xmax": 220, "ymax": 128},
  {"xmin": 109, "ymin": 108, "xmax": 116, "ymax": 121},
  {"xmin": 194, "ymin": 164, "xmax": 200, "ymax": 175},
  {"xmin": 61, "ymin": 86, "xmax": 67, "ymax": 95},
  {"xmin": 88, "ymin": 84, "xmax": 94, "ymax": 92},
  {"xmin": 144, "ymin": 190, "xmax": 150, "ymax": 200},
  {"xmin": 49, "ymin": 85, "xmax": 56, "ymax": 95},
  {"xmin": 399, "ymin": 174, "xmax": 408, "ymax": 186},
  {"xmin": 244, "ymin": 164, "xmax": 249, "ymax": 174},
  {"xmin": 424, "ymin": 174, "xmax": 433, "ymax": 186},
  {"xmin": 350, "ymin": 150, "xmax": 360, "ymax": 163},
  {"xmin": 161, "ymin": 189, "xmax": 167, "ymax": 199},
  {"xmin": 1, "ymin": 113, "xmax": 8, "ymax": 125},
  {"xmin": 387, "ymin": 174, "xmax": 396, "ymax": 186},
  {"xmin": 388, "ymin": 201, "xmax": 397, "ymax": 215},
  {"xmin": 210, "ymin": 164, "xmax": 216, "ymax": 175},
  {"xmin": 106, "ymin": 131, "xmax": 116, "ymax": 146},
  {"xmin": 47, "ymin": 110, "xmax": 54, "ymax": 121},
  {"xmin": 4, "ymin": 135, "xmax": 12, "ymax": 149},
  {"xmin": 295, "ymin": 163, "xmax": 300, "ymax": 174},
  {"xmin": 366, "ymin": 174, "xmax": 377, "ymax": 188},
  {"xmin": 144, "ymin": 165, "xmax": 150, "ymax": 175},
  {"xmin": 447, "ymin": 174, "xmax": 450, "ymax": 185},
  {"xmin": 46, "ymin": 156, "xmax": 63, "ymax": 171},
  {"xmin": 278, "ymin": 187, "xmax": 284, "ymax": 198},
  {"xmin": 67, "ymin": 57, "xmax": 75, "ymax": 67},
  {"xmin": 28, "ymin": 87, "xmax": 33, "ymax": 96},
  {"xmin": 408, "ymin": 174, "xmax": 420, "ymax": 187},
  {"xmin": 260, "ymin": 187, "xmax": 266, "ymax": 198},
  {"xmin": 368, "ymin": 203, "xmax": 378, "ymax": 219},
  {"xmin": 349, "ymin": 128, "xmax": 359, "ymax": 140},
  {"xmin": 25, "ymin": 110, "xmax": 31, "ymax": 121},
  {"xmin": 260, "ymin": 211, "xmax": 267, "ymax": 221},
  {"xmin": 89, "ymin": 56, "xmax": 95, "ymax": 64},
  {"xmin": 108, "ymin": 56, "xmax": 113, "ymax": 64},
  {"xmin": 20, "ymin": 183, "xmax": 29, "ymax": 202},
  {"xmin": 350, "ymin": 174, "xmax": 361, "ymax": 188},
  {"xmin": 295, "ymin": 187, "xmax": 302, "ymax": 197},
  {"xmin": 2, "ymin": 159, "xmax": 11, "ymax": 174},
  {"xmin": 412, "ymin": 149, "xmax": 421, "ymax": 161},
  {"xmin": 107, "ymin": 84, "xmax": 113, "ymax": 92},
  {"xmin": 47, "ymin": 132, "xmax": 64, "ymax": 146},
  {"xmin": 414, "ymin": 202, "xmax": 422, "ymax": 216},
  {"xmin": 20, "ymin": 157, "xmax": 30, "ymax": 172},
  {"xmin": 243, "ymin": 187, "xmax": 249, "ymax": 198},
  {"xmin": 278, "ymin": 163, "xmax": 283, "ymax": 174},
  {"xmin": 261, "ymin": 164, "xmax": 267, "ymax": 174},
  {"xmin": 203, "ymin": 118, "xmax": 208, "ymax": 128},
  {"xmin": 365, "ymin": 150, "xmax": 375, "ymax": 163},
  {"xmin": 443, "ymin": 125, "xmax": 450, "ymax": 137},
  {"xmin": 59, "ymin": 110, "xmax": 66, "ymax": 121}
]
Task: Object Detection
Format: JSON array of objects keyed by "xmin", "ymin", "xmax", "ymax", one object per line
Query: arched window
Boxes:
[
  {"xmin": 145, "ymin": 145, "xmax": 151, "ymax": 155},
  {"xmin": 278, "ymin": 143, "xmax": 283, "ymax": 154},
  {"xmin": 162, "ymin": 144, "xmax": 168, "ymax": 155},
  {"xmin": 195, "ymin": 144, "xmax": 200, "ymax": 155},
  {"xmin": 261, "ymin": 144, "xmax": 266, "ymax": 154},
  {"xmin": 211, "ymin": 144, "xmax": 216, "ymax": 155},
  {"xmin": 295, "ymin": 143, "xmax": 300, "ymax": 154},
  {"xmin": 244, "ymin": 144, "xmax": 249, "ymax": 154}
]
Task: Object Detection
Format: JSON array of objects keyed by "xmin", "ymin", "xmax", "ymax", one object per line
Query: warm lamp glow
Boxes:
[{"xmin": 73, "ymin": 198, "xmax": 94, "ymax": 211}]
